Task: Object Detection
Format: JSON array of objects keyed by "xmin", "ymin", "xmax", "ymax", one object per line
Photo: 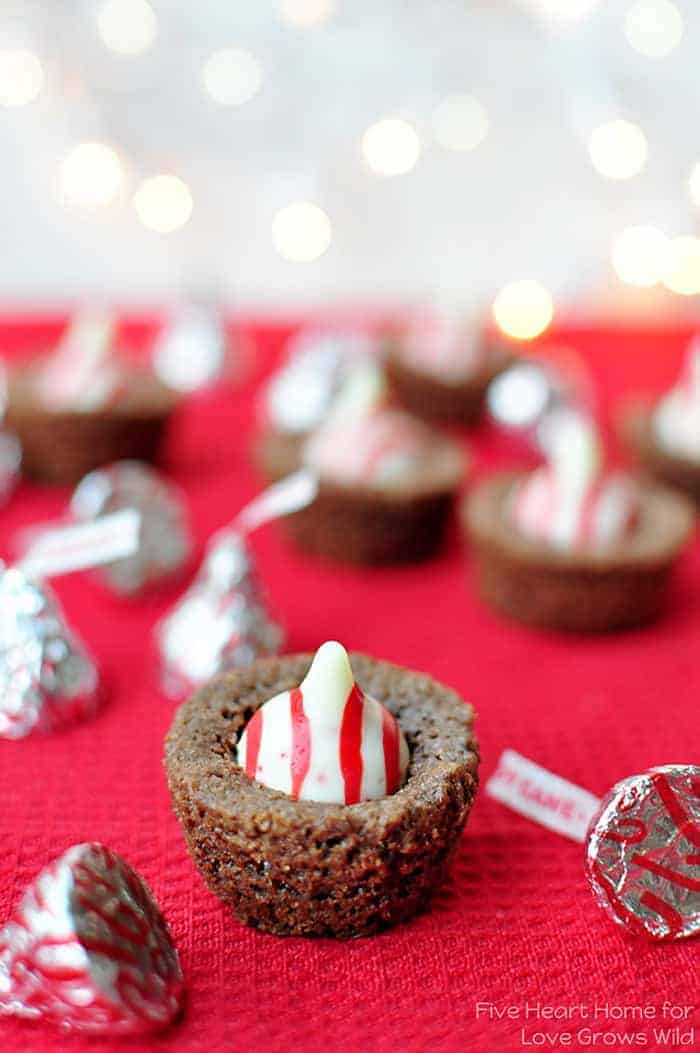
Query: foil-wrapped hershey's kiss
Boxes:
[
  {"xmin": 487, "ymin": 753, "xmax": 700, "ymax": 941},
  {"xmin": 0, "ymin": 843, "xmax": 184, "ymax": 1035},
  {"xmin": 156, "ymin": 470, "xmax": 317, "ymax": 699},
  {"xmin": 0, "ymin": 565, "xmax": 99, "ymax": 740},
  {"xmin": 71, "ymin": 461, "xmax": 192, "ymax": 595},
  {"xmin": 157, "ymin": 529, "xmax": 283, "ymax": 700},
  {"xmin": 586, "ymin": 765, "xmax": 700, "ymax": 941}
]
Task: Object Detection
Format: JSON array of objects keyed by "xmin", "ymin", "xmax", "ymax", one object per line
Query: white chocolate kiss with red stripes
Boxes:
[
  {"xmin": 237, "ymin": 641, "xmax": 409, "ymax": 805},
  {"xmin": 511, "ymin": 414, "xmax": 640, "ymax": 550},
  {"xmin": 37, "ymin": 310, "xmax": 124, "ymax": 413},
  {"xmin": 654, "ymin": 340, "xmax": 700, "ymax": 463},
  {"xmin": 398, "ymin": 313, "xmax": 489, "ymax": 381},
  {"xmin": 304, "ymin": 407, "xmax": 443, "ymax": 490}
]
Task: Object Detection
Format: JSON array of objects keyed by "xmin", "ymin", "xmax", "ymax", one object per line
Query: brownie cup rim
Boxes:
[
  {"xmin": 8, "ymin": 361, "xmax": 179, "ymax": 420},
  {"xmin": 620, "ymin": 398, "xmax": 700, "ymax": 480},
  {"xmin": 255, "ymin": 432, "xmax": 467, "ymax": 502},
  {"xmin": 385, "ymin": 343, "xmax": 511, "ymax": 394},
  {"xmin": 164, "ymin": 651, "xmax": 479, "ymax": 831},
  {"xmin": 463, "ymin": 471, "xmax": 695, "ymax": 573}
]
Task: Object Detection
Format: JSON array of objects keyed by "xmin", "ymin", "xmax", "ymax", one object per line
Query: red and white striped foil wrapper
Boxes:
[
  {"xmin": 586, "ymin": 765, "xmax": 700, "ymax": 941},
  {"xmin": 0, "ymin": 843, "xmax": 184, "ymax": 1035},
  {"xmin": 488, "ymin": 753, "xmax": 700, "ymax": 941}
]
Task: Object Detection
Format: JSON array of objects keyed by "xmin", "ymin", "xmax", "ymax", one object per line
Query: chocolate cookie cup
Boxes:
[
  {"xmin": 464, "ymin": 473, "xmax": 695, "ymax": 632},
  {"xmin": 164, "ymin": 652, "xmax": 479, "ymax": 939},
  {"xmin": 385, "ymin": 346, "xmax": 510, "ymax": 428},
  {"xmin": 282, "ymin": 473, "xmax": 463, "ymax": 565},
  {"xmin": 620, "ymin": 401, "xmax": 700, "ymax": 506},
  {"xmin": 7, "ymin": 363, "xmax": 178, "ymax": 486}
]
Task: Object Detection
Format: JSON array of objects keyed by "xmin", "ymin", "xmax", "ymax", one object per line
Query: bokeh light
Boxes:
[
  {"xmin": 624, "ymin": 0, "xmax": 683, "ymax": 59},
  {"xmin": 432, "ymin": 94, "xmax": 489, "ymax": 152},
  {"xmin": 492, "ymin": 280, "xmax": 554, "ymax": 341},
  {"xmin": 272, "ymin": 201, "xmax": 332, "ymax": 262},
  {"xmin": 133, "ymin": 174, "xmax": 193, "ymax": 233},
  {"xmin": 97, "ymin": 0, "xmax": 157, "ymax": 56},
  {"xmin": 688, "ymin": 163, "xmax": 700, "ymax": 208},
  {"xmin": 662, "ymin": 236, "xmax": 700, "ymax": 296},
  {"xmin": 522, "ymin": 0, "xmax": 602, "ymax": 22},
  {"xmin": 361, "ymin": 118, "xmax": 421, "ymax": 177},
  {"xmin": 611, "ymin": 225, "xmax": 670, "ymax": 287},
  {"xmin": 0, "ymin": 49, "xmax": 44, "ymax": 107},
  {"xmin": 588, "ymin": 119, "xmax": 648, "ymax": 180},
  {"xmin": 202, "ymin": 49, "xmax": 263, "ymax": 106},
  {"xmin": 59, "ymin": 142, "xmax": 124, "ymax": 209},
  {"xmin": 278, "ymin": 0, "xmax": 335, "ymax": 27}
]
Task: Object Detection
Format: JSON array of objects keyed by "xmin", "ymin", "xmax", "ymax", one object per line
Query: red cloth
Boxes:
[{"xmin": 0, "ymin": 318, "xmax": 698, "ymax": 1053}]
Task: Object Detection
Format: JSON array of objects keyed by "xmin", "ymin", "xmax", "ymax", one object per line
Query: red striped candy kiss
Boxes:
[
  {"xmin": 237, "ymin": 642, "xmax": 409, "ymax": 805},
  {"xmin": 511, "ymin": 467, "xmax": 639, "ymax": 551}
]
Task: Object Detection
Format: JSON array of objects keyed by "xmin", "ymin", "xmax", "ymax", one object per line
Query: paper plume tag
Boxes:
[
  {"xmin": 486, "ymin": 749, "xmax": 601, "ymax": 843},
  {"xmin": 235, "ymin": 469, "xmax": 318, "ymax": 535},
  {"xmin": 19, "ymin": 509, "xmax": 141, "ymax": 579}
]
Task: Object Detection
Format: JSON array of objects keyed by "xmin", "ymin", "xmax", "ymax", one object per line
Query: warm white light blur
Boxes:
[
  {"xmin": 202, "ymin": 49, "xmax": 263, "ymax": 106},
  {"xmin": 521, "ymin": 0, "xmax": 601, "ymax": 21},
  {"xmin": 272, "ymin": 201, "xmax": 332, "ymax": 262},
  {"xmin": 624, "ymin": 0, "xmax": 683, "ymax": 58},
  {"xmin": 432, "ymin": 94, "xmax": 489, "ymax": 152},
  {"xmin": 688, "ymin": 163, "xmax": 700, "ymax": 208},
  {"xmin": 278, "ymin": 0, "xmax": 335, "ymax": 27},
  {"xmin": 97, "ymin": 0, "xmax": 157, "ymax": 55},
  {"xmin": 133, "ymin": 174, "xmax": 193, "ymax": 233},
  {"xmin": 611, "ymin": 226, "xmax": 670, "ymax": 287},
  {"xmin": 361, "ymin": 118, "xmax": 421, "ymax": 177},
  {"xmin": 492, "ymin": 280, "xmax": 554, "ymax": 342},
  {"xmin": 588, "ymin": 120, "xmax": 648, "ymax": 180},
  {"xmin": 0, "ymin": 49, "xmax": 44, "ymax": 107},
  {"xmin": 59, "ymin": 142, "xmax": 124, "ymax": 209},
  {"xmin": 662, "ymin": 236, "xmax": 700, "ymax": 296}
]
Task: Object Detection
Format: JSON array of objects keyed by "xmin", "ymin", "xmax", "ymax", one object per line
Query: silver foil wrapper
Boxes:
[
  {"xmin": 0, "ymin": 565, "xmax": 99, "ymax": 740},
  {"xmin": 487, "ymin": 346, "xmax": 595, "ymax": 453},
  {"xmin": 0, "ymin": 843, "xmax": 184, "ymax": 1035},
  {"xmin": 152, "ymin": 302, "xmax": 232, "ymax": 393},
  {"xmin": 71, "ymin": 461, "xmax": 192, "ymax": 595},
  {"xmin": 156, "ymin": 529, "xmax": 283, "ymax": 700},
  {"xmin": 262, "ymin": 327, "xmax": 375, "ymax": 434},
  {"xmin": 585, "ymin": 765, "xmax": 700, "ymax": 940},
  {"xmin": 0, "ymin": 432, "xmax": 21, "ymax": 503}
]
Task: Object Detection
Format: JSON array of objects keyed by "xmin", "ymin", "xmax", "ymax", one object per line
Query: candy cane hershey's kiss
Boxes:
[
  {"xmin": 237, "ymin": 641, "xmax": 409, "ymax": 804},
  {"xmin": 465, "ymin": 410, "xmax": 695, "ymax": 631}
]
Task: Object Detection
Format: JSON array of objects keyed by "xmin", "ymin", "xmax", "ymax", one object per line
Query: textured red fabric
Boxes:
[{"xmin": 0, "ymin": 318, "xmax": 698, "ymax": 1053}]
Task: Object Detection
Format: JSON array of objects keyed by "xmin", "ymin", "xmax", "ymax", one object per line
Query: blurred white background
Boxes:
[{"xmin": 1, "ymin": 0, "xmax": 699, "ymax": 320}]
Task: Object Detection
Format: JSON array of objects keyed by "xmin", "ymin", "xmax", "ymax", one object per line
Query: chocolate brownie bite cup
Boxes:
[
  {"xmin": 6, "ymin": 311, "xmax": 178, "ymax": 486},
  {"xmin": 384, "ymin": 315, "xmax": 510, "ymax": 428},
  {"xmin": 465, "ymin": 412, "xmax": 695, "ymax": 631},
  {"xmin": 286, "ymin": 387, "xmax": 466, "ymax": 564},
  {"xmin": 164, "ymin": 642, "xmax": 479, "ymax": 939},
  {"xmin": 620, "ymin": 340, "xmax": 700, "ymax": 506}
]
